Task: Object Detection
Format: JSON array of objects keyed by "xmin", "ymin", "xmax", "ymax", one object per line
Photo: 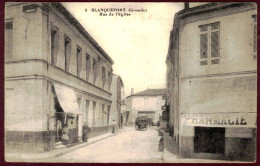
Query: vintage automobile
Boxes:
[{"xmin": 135, "ymin": 117, "xmax": 148, "ymax": 130}]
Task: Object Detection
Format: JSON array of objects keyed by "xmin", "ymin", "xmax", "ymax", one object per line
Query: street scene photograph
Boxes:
[{"xmin": 4, "ymin": 2, "xmax": 257, "ymax": 163}]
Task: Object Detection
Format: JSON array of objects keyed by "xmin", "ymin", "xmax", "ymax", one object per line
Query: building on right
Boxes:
[{"xmin": 166, "ymin": 2, "xmax": 257, "ymax": 161}]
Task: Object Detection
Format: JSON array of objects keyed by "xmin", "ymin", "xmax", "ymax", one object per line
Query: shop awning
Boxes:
[{"xmin": 54, "ymin": 83, "xmax": 82, "ymax": 115}]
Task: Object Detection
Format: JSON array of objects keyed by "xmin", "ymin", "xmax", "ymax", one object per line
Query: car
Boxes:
[{"xmin": 135, "ymin": 117, "xmax": 148, "ymax": 131}]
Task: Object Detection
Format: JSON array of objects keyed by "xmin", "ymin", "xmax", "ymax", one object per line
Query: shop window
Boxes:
[
  {"xmin": 93, "ymin": 102, "xmax": 96, "ymax": 127},
  {"xmin": 85, "ymin": 100, "xmax": 89, "ymax": 124},
  {"xmin": 86, "ymin": 54, "xmax": 90, "ymax": 81},
  {"xmin": 64, "ymin": 36, "xmax": 71, "ymax": 72},
  {"xmin": 107, "ymin": 106, "xmax": 111, "ymax": 125},
  {"xmin": 76, "ymin": 46, "xmax": 82, "ymax": 77},
  {"xmin": 5, "ymin": 21, "xmax": 13, "ymax": 61},
  {"xmin": 51, "ymin": 25, "xmax": 59, "ymax": 65},
  {"xmin": 194, "ymin": 127, "xmax": 225, "ymax": 154},
  {"xmin": 199, "ymin": 22, "xmax": 220, "ymax": 66}
]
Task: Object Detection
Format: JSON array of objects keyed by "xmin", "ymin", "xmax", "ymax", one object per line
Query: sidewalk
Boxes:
[{"xmin": 5, "ymin": 132, "xmax": 118, "ymax": 162}]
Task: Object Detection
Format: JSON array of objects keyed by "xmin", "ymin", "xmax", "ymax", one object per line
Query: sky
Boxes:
[{"xmin": 62, "ymin": 3, "xmax": 202, "ymax": 97}]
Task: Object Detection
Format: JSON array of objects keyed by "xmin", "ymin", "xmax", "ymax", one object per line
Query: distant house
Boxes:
[{"xmin": 126, "ymin": 89, "xmax": 166, "ymax": 125}]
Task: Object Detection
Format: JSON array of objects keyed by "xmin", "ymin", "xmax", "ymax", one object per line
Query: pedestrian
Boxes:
[
  {"xmin": 61, "ymin": 124, "xmax": 69, "ymax": 146},
  {"xmin": 157, "ymin": 121, "xmax": 160, "ymax": 130},
  {"xmin": 83, "ymin": 125, "xmax": 91, "ymax": 142},
  {"xmin": 112, "ymin": 120, "xmax": 116, "ymax": 133}
]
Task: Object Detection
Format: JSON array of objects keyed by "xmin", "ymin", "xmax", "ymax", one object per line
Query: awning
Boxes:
[{"xmin": 54, "ymin": 83, "xmax": 82, "ymax": 115}]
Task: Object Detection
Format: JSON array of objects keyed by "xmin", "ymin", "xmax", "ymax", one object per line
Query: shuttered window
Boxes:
[
  {"xmin": 5, "ymin": 21, "xmax": 13, "ymax": 61},
  {"xmin": 199, "ymin": 22, "xmax": 220, "ymax": 66},
  {"xmin": 86, "ymin": 54, "xmax": 90, "ymax": 81},
  {"xmin": 93, "ymin": 59, "xmax": 97, "ymax": 84},
  {"xmin": 253, "ymin": 15, "xmax": 257, "ymax": 53},
  {"xmin": 64, "ymin": 36, "xmax": 71, "ymax": 72},
  {"xmin": 102, "ymin": 67, "xmax": 106, "ymax": 89},
  {"xmin": 76, "ymin": 46, "xmax": 82, "ymax": 77},
  {"xmin": 51, "ymin": 25, "xmax": 59, "ymax": 65}
]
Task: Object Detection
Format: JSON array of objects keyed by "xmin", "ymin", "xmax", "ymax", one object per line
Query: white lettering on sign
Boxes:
[{"xmin": 181, "ymin": 113, "xmax": 256, "ymax": 128}]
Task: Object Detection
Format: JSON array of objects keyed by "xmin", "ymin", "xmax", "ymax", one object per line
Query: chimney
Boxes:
[
  {"xmin": 184, "ymin": 2, "xmax": 189, "ymax": 10},
  {"xmin": 131, "ymin": 88, "xmax": 134, "ymax": 95}
]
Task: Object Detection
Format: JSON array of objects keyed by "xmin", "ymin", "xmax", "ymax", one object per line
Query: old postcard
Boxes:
[{"xmin": 4, "ymin": 2, "xmax": 257, "ymax": 163}]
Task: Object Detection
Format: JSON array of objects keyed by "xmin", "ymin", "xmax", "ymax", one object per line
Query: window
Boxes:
[
  {"xmin": 93, "ymin": 59, "xmax": 97, "ymax": 84},
  {"xmin": 86, "ymin": 100, "xmax": 90, "ymax": 124},
  {"xmin": 108, "ymin": 71, "xmax": 112, "ymax": 91},
  {"xmin": 86, "ymin": 54, "xmax": 90, "ymax": 81},
  {"xmin": 102, "ymin": 67, "xmax": 106, "ymax": 89},
  {"xmin": 5, "ymin": 21, "xmax": 13, "ymax": 61},
  {"xmin": 51, "ymin": 26, "xmax": 58, "ymax": 65},
  {"xmin": 102, "ymin": 104, "xmax": 105, "ymax": 125},
  {"xmin": 199, "ymin": 22, "xmax": 220, "ymax": 66},
  {"xmin": 76, "ymin": 46, "xmax": 82, "ymax": 77},
  {"xmin": 107, "ymin": 106, "xmax": 111, "ymax": 125},
  {"xmin": 93, "ymin": 102, "xmax": 96, "ymax": 127},
  {"xmin": 253, "ymin": 15, "xmax": 257, "ymax": 53},
  {"xmin": 64, "ymin": 36, "xmax": 71, "ymax": 72}
]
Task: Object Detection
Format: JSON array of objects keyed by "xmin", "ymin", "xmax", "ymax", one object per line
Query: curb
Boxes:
[
  {"xmin": 6, "ymin": 132, "xmax": 119, "ymax": 162},
  {"xmin": 54, "ymin": 132, "xmax": 119, "ymax": 158}
]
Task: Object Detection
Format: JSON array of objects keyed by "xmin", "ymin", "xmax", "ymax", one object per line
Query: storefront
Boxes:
[
  {"xmin": 53, "ymin": 83, "xmax": 83, "ymax": 144},
  {"xmin": 179, "ymin": 113, "xmax": 256, "ymax": 160}
]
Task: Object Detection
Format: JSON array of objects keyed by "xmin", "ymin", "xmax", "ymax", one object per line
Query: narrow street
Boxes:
[{"xmin": 44, "ymin": 126, "xmax": 164, "ymax": 163}]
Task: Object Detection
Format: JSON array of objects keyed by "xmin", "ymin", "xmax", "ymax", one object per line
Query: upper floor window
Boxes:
[
  {"xmin": 86, "ymin": 53, "xmax": 91, "ymax": 81},
  {"xmin": 76, "ymin": 46, "xmax": 82, "ymax": 77},
  {"xmin": 199, "ymin": 22, "xmax": 220, "ymax": 66},
  {"xmin": 253, "ymin": 15, "xmax": 257, "ymax": 53},
  {"xmin": 102, "ymin": 67, "xmax": 106, "ymax": 89},
  {"xmin": 93, "ymin": 59, "xmax": 97, "ymax": 84},
  {"xmin": 51, "ymin": 25, "xmax": 58, "ymax": 65},
  {"xmin": 64, "ymin": 36, "xmax": 71, "ymax": 72},
  {"xmin": 108, "ymin": 71, "xmax": 112, "ymax": 91},
  {"xmin": 5, "ymin": 21, "xmax": 13, "ymax": 61}
]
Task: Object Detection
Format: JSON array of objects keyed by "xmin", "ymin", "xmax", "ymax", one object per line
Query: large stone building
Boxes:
[
  {"xmin": 126, "ymin": 89, "xmax": 166, "ymax": 125},
  {"xmin": 166, "ymin": 2, "xmax": 257, "ymax": 161},
  {"xmin": 110, "ymin": 74, "xmax": 124, "ymax": 128},
  {"xmin": 5, "ymin": 2, "xmax": 115, "ymax": 152}
]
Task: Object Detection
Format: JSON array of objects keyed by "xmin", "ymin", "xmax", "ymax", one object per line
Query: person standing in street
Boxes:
[
  {"xmin": 61, "ymin": 124, "xmax": 69, "ymax": 146},
  {"xmin": 112, "ymin": 120, "xmax": 116, "ymax": 133},
  {"xmin": 157, "ymin": 121, "xmax": 160, "ymax": 130}
]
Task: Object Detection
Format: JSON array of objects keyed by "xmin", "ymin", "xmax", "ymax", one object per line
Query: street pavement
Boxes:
[
  {"xmin": 15, "ymin": 126, "xmax": 244, "ymax": 163},
  {"xmin": 43, "ymin": 126, "xmax": 163, "ymax": 163}
]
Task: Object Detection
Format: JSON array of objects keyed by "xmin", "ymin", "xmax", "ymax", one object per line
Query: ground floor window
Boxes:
[{"xmin": 194, "ymin": 127, "xmax": 225, "ymax": 154}]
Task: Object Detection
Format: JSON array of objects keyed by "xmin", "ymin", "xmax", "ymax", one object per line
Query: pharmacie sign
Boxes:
[{"xmin": 182, "ymin": 113, "xmax": 256, "ymax": 128}]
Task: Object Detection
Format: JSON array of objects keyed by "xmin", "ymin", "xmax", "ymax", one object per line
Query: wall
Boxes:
[{"xmin": 176, "ymin": 4, "xmax": 257, "ymax": 160}]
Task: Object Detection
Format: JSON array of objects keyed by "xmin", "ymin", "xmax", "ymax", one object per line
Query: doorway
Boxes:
[{"xmin": 194, "ymin": 127, "xmax": 225, "ymax": 154}]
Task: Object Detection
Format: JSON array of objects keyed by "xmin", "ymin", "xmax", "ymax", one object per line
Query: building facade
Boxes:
[
  {"xmin": 166, "ymin": 2, "xmax": 257, "ymax": 161},
  {"xmin": 110, "ymin": 75, "xmax": 124, "ymax": 128},
  {"xmin": 5, "ymin": 2, "xmax": 114, "ymax": 152},
  {"xmin": 126, "ymin": 89, "xmax": 166, "ymax": 125}
]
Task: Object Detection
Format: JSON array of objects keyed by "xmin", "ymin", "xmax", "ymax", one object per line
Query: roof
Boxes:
[
  {"xmin": 128, "ymin": 89, "xmax": 166, "ymax": 98},
  {"xmin": 45, "ymin": 2, "xmax": 114, "ymax": 65}
]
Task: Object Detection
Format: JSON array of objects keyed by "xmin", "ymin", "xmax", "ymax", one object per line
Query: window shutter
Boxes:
[
  {"xmin": 200, "ymin": 33, "xmax": 208, "ymax": 59},
  {"xmin": 211, "ymin": 31, "xmax": 219, "ymax": 58},
  {"xmin": 5, "ymin": 21, "xmax": 13, "ymax": 61},
  {"xmin": 254, "ymin": 22, "xmax": 257, "ymax": 53},
  {"xmin": 54, "ymin": 31, "xmax": 59, "ymax": 65}
]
